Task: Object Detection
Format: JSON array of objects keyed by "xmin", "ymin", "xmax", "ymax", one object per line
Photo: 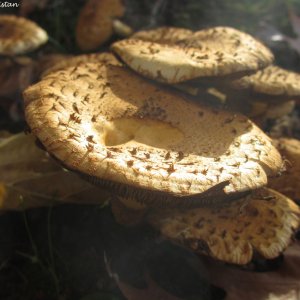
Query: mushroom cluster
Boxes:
[
  {"xmin": 112, "ymin": 27, "xmax": 300, "ymax": 127},
  {"xmin": 0, "ymin": 15, "xmax": 48, "ymax": 124},
  {"xmin": 23, "ymin": 26, "xmax": 300, "ymax": 265}
]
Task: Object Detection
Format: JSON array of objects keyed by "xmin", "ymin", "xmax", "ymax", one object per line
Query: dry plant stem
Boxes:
[
  {"xmin": 112, "ymin": 19, "xmax": 133, "ymax": 37},
  {"xmin": 148, "ymin": 0, "xmax": 168, "ymax": 28},
  {"xmin": 16, "ymin": 209, "xmax": 61, "ymax": 298},
  {"xmin": 111, "ymin": 196, "xmax": 146, "ymax": 226}
]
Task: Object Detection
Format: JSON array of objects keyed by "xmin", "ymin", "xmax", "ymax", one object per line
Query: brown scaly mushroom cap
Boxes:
[
  {"xmin": 147, "ymin": 188, "xmax": 300, "ymax": 265},
  {"xmin": 41, "ymin": 52, "xmax": 122, "ymax": 77},
  {"xmin": 0, "ymin": 15, "xmax": 48, "ymax": 56},
  {"xmin": 111, "ymin": 26, "xmax": 273, "ymax": 84},
  {"xmin": 24, "ymin": 62, "xmax": 283, "ymax": 208},
  {"xmin": 76, "ymin": 0, "xmax": 130, "ymax": 51},
  {"xmin": 226, "ymin": 97, "xmax": 295, "ymax": 121},
  {"xmin": 132, "ymin": 26, "xmax": 193, "ymax": 43},
  {"xmin": 230, "ymin": 65, "xmax": 300, "ymax": 100},
  {"xmin": 269, "ymin": 138, "xmax": 300, "ymax": 201}
]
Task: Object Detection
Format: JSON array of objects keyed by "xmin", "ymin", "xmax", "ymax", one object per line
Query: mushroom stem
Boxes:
[
  {"xmin": 112, "ymin": 19, "xmax": 133, "ymax": 37},
  {"xmin": 111, "ymin": 196, "xmax": 146, "ymax": 226}
]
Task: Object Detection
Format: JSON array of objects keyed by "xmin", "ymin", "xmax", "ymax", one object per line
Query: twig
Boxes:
[{"xmin": 148, "ymin": 0, "xmax": 168, "ymax": 28}]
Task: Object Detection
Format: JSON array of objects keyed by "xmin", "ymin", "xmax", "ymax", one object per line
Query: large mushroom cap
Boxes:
[
  {"xmin": 147, "ymin": 188, "xmax": 300, "ymax": 264},
  {"xmin": 269, "ymin": 138, "xmax": 300, "ymax": 201},
  {"xmin": 111, "ymin": 26, "xmax": 273, "ymax": 84},
  {"xmin": 24, "ymin": 62, "xmax": 283, "ymax": 207},
  {"xmin": 76, "ymin": 0, "xmax": 125, "ymax": 51},
  {"xmin": 0, "ymin": 15, "xmax": 48, "ymax": 55},
  {"xmin": 230, "ymin": 65, "xmax": 300, "ymax": 100}
]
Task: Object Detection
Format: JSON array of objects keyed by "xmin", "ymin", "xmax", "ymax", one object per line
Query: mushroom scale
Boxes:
[
  {"xmin": 0, "ymin": 15, "xmax": 48, "ymax": 55},
  {"xmin": 111, "ymin": 26, "xmax": 273, "ymax": 84},
  {"xmin": 147, "ymin": 188, "xmax": 300, "ymax": 265},
  {"xmin": 24, "ymin": 61, "xmax": 283, "ymax": 208}
]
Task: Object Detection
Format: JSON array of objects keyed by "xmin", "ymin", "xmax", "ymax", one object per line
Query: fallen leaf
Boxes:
[
  {"xmin": 0, "ymin": 133, "xmax": 109, "ymax": 210},
  {"xmin": 206, "ymin": 242, "xmax": 300, "ymax": 300}
]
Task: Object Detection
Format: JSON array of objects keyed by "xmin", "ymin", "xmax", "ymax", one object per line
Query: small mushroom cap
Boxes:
[
  {"xmin": 167, "ymin": 83, "xmax": 295, "ymax": 126},
  {"xmin": 230, "ymin": 66, "xmax": 300, "ymax": 99},
  {"xmin": 0, "ymin": 15, "xmax": 48, "ymax": 55},
  {"xmin": 41, "ymin": 52, "xmax": 122, "ymax": 77},
  {"xmin": 147, "ymin": 188, "xmax": 300, "ymax": 265},
  {"xmin": 111, "ymin": 26, "xmax": 273, "ymax": 84},
  {"xmin": 269, "ymin": 138, "xmax": 300, "ymax": 200},
  {"xmin": 24, "ymin": 62, "xmax": 283, "ymax": 207},
  {"xmin": 257, "ymin": 100, "xmax": 295, "ymax": 120},
  {"xmin": 76, "ymin": 0, "xmax": 125, "ymax": 51},
  {"xmin": 227, "ymin": 97, "xmax": 295, "ymax": 120}
]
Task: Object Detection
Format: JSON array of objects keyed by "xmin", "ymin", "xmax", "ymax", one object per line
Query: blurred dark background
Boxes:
[{"xmin": 2, "ymin": 0, "xmax": 300, "ymax": 68}]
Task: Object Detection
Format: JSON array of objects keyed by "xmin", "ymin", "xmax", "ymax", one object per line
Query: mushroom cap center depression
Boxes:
[{"xmin": 100, "ymin": 117, "xmax": 184, "ymax": 148}]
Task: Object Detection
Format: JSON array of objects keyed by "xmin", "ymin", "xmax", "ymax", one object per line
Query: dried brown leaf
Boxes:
[
  {"xmin": 207, "ymin": 242, "xmax": 300, "ymax": 300},
  {"xmin": 0, "ymin": 133, "xmax": 109, "ymax": 210}
]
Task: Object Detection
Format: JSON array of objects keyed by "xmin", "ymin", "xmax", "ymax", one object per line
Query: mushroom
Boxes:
[
  {"xmin": 132, "ymin": 26, "xmax": 193, "ymax": 43},
  {"xmin": 229, "ymin": 65, "xmax": 300, "ymax": 102},
  {"xmin": 178, "ymin": 65, "xmax": 299, "ymax": 119},
  {"xmin": 41, "ymin": 52, "xmax": 122, "ymax": 77},
  {"xmin": 269, "ymin": 138, "xmax": 300, "ymax": 201},
  {"xmin": 0, "ymin": 15, "xmax": 48, "ymax": 56},
  {"xmin": 111, "ymin": 26, "xmax": 273, "ymax": 84},
  {"xmin": 158, "ymin": 81, "xmax": 295, "ymax": 130},
  {"xmin": 147, "ymin": 188, "xmax": 300, "ymax": 265},
  {"xmin": 76, "ymin": 0, "xmax": 132, "ymax": 51},
  {"xmin": 24, "ymin": 60, "xmax": 283, "ymax": 212},
  {"xmin": 224, "ymin": 98, "xmax": 296, "ymax": 128}
]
